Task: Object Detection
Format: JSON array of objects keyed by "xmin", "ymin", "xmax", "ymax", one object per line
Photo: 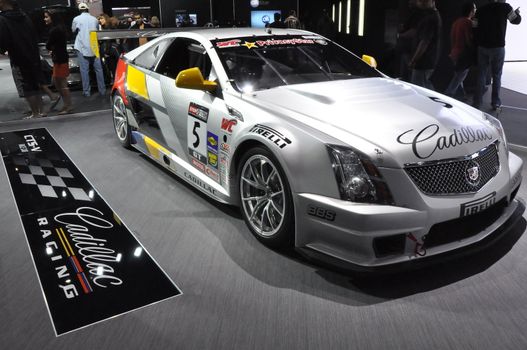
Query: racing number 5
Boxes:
[{"xmin": 192, "ymin": 121, "xmax": 200, "ymax": 148}]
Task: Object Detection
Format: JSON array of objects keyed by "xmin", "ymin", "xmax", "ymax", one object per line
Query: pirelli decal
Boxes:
[
  {"xmin": 460, "ymin": 192, "xmax": 497, "ymax": 217},
  {"xmin": 127, "ymin": 65, "xmax": 149, "ymax": 100},
  {"xmin": 249, "ymin": 124, "xmax": 292, "ymax": 149},
  {"xmin": 0, "ymin": 128, "xmax": 181, "ymax": 336}
]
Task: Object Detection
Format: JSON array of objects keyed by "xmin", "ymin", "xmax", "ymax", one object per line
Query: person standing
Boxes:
[
  {"xmin": 284, "ymin": 10, "xmax": 301, "ymax": 29},
  {"xmin": 444, "ymin": 2, "xmax": 477, "ymax": 99},
  {"xmin": 44, "ymin": 10, "xmax": 73, "ymax": 114},
  {"xmin": 268, "ymin": 12, "xmax": 286, "ymax": 28},
  {"xmin": 472, "ymin": 0, "xmax": 521, "ymax": 110},
  {"xmin": 0, "ymin": 0, "xmax": 45, "ymax": 118},
  {"xmin": 72, "ymin": 2, "xmax": 106, "ymax": 97},
  {"xmin": 408, "ymin": 0, "xmax": 442, "ymax": 90}
]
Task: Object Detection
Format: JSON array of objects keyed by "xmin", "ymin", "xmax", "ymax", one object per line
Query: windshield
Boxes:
[{"xmin": 212, "ymin": 36, "xmax": 382, "ymax": 92}]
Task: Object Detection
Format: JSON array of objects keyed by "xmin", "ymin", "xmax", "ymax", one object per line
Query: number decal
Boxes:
[
  {"xmin": 429, "ymin": 96, "xmax": 453, "ymax": 109},
  {"xmin": 192, "ymin": 121, "xmax": 200, "ymax": 148}
]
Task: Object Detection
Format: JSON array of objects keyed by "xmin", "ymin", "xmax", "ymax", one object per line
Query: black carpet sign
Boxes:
[{"xmin": 0, "ymin": 128, "xmax": 181, "ymax": 336}]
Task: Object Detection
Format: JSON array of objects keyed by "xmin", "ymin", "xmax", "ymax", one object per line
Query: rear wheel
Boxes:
[
  {"xmin": 112, "ymin": 94, "xmax": 131, "ymax": 147},
  {"xmin": 238, "ymin": 146, "xmax": 294, "ymax": 247}
]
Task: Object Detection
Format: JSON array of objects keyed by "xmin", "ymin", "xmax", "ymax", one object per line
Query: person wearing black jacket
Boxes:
[
  {"xmin": 473, "ymin": 0, "xmax": 521, "ymax": 110},
  {"xmin": 0, "ymin": 0, "xmax": 45, "ymax": 117},
  {"xmin": 44, "ymin": 9, "xmax": 72, "ymax": 114}
]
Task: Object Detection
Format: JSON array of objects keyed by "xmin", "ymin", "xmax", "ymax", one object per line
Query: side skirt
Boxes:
[{"xmin": 131, "ymin": 131, "xmax": 233, "ymax": 205}]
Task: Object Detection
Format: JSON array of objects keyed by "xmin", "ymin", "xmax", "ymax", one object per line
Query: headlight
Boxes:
[
  {"xmin": 327, "ymin": 145, "xmax": 394, "ymax": 205},
  {"xmin": 483, "ymin": 112, "xmax": 509, "ymax": 154}
]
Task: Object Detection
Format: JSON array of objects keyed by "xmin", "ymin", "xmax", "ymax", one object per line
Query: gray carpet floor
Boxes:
[{"xmin": 0, "ymin": 113, "xmax": 527, "ymax": 349}]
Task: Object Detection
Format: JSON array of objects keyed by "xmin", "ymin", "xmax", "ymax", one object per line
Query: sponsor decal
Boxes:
[
  {"xmin": 241, "ymin": 41, "xmax": 258, "ymax": 49},
  {"xmin": 188, "ymin": 148, "xmax": 207, "ymax": 164},
  {"xmin": 221, "ymin": 118, "xmax": 237, "ymax": 134},
  {"xmin": 255, "ymin": 38, "xmax": 315, "ymax": 47},
  {"xmin": 374, "ymin": 148, "xmax": 384, "ymax": 163},
  {"xmin": 0, "ymin": 128, "xmax": 181, "ymax": 336},
  {"xmin": 460, "ymin": 192, "xmax": 497, "ymax": 217},
  {"xmin": 396, "ymin": 124, "xmax": 494, "ymax": 160},
  {"xmin": 208, "ymin": 151, "xmax": 218, "ymax": 168},
  {"xmin": 191, "ymin": 158, "xmax": 206, "ymax": 173},
  {"xmin": 249, "ymin": 124, "xmax": 292, "ymax": 149},
  {"xmin": 217, "ymin": 38, "xmax": 316, "ymax": 50},
  {"xmin": 207, "ymin": 132, "xmax": 219, "ymax": 152},
  {"xmin": 216, "ymin": 39, "xmax": 241, "ymax": 48},
  {"xmin": 205, "ymin": 167, "xmax": 219, "ymax": 182},
  {"xmin": 220, "ymin": 143, "xmax": 231, "ymax": 153},
  {"xmin": 184, "ymin": 172, "xmax": 216, "ymax": 195},
  {"xmin": 219, "ymin": 153, "xmax": 230, "ymax": 186},
  {"xmin": 307, "ymin": 205, "xmax": 336, "ymax": 221},
  {"xmin": 188, "ymin": 102, "xmax": 209, "ymax": 122}
]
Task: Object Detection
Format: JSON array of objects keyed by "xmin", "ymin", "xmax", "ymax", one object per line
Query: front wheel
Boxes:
[
  {"xmin": 238, "ymin": 146, "xmax": 294, "ymax": 247},
  {"xmin": 112, "ymin": 93, "xmax": 131, "ymax": 148}
]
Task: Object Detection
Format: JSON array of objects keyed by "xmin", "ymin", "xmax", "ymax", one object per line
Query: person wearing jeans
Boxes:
[
  {"xmin": 473, "ymin": 0, "xmax": 521, "ymax": 110},
  {"xmin": 444, "ymin": 2, "xmax": 476, "ymax": 99},
  {"xmin": 72, "ymin": 2, "xmax": 105, "ymax": 97},
  {"xmin": 77, "ymin": 54, "xmax": 106, "ymax": 97},
  {"xmin": 408, "ymin": 0, "xmax": 442, "ymax": 90}
]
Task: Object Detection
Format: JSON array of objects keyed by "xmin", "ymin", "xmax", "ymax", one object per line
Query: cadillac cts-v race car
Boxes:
[{"xmin": 109, "ymin": 28, "xmax": 523, "ymax": 269}]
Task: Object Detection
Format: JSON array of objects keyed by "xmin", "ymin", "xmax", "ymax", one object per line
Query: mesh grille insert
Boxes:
[{"xmin": 405, "ymin": 144, "xmax": 499, "ymax": 195}]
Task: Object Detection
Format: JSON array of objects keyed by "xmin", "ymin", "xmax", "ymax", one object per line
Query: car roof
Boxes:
[{"xmin": 161, "ymin": 27, "xmax": 314, "ymax": 41}]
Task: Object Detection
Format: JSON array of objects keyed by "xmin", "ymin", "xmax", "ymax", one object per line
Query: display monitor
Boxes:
[
  {"xmin": 112, "ymin": 7, "xmax": 151, "ymax": 20},
  {"xmin": 251, "ymin": 10, "xmax": 281, "ymax": 28},
  {"xmin": 175, "ymin": 13, "xmax": 198, "ymax": 27}
]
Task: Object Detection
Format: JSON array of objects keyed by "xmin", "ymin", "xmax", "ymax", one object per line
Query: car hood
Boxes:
[{"xmin": 248, "ymin": 78, "xmax": 498, "ymax": 167}]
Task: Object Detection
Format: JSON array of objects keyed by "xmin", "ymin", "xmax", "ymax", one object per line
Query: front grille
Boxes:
[
  {"xmin": 405, "ymin": 143, "xmax": 499, "ymax": 195},
  {"xmin": 424, "ymin": 198, "xmax": 507, "ymax": 248}
]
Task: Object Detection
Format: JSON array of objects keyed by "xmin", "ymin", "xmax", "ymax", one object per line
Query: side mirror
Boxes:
[
  {"xmin": 362, "ymin": 54, "xmax": 378, "ymax": 69},
  {"xmin": 175, "ymin": 67, "xmax": 217, "ymax": 92}
]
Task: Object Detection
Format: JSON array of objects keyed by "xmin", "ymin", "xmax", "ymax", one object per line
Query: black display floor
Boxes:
[{"xmin": 1, "ymin": 113, "xmax": 527, "ymax": 349}]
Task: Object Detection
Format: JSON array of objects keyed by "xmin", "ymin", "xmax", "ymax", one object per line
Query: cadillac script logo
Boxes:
[
  {"xmin": 465, "ymin": 160, "xmax": 481, "ymax": 186},
  {"xmin": 0, "ymin": 128, "xmax": 181, "ymax": 335}
]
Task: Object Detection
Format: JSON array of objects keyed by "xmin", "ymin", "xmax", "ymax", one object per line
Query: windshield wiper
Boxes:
[
  {"xmin": 297, "ymin": 47, "xmax": 333, "ymax": 81},
  {"xmin": 253, "ymin": 50, "xmax": 289, "ymax": 86}
]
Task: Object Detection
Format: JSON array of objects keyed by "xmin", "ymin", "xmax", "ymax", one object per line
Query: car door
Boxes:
[
  {"xmin": 125, "ymin": 38, "xmax": 174, "ymax": 146},
  {"xmin": 154, "ymin": 36, "xmax": 229, "ymax": 186}
]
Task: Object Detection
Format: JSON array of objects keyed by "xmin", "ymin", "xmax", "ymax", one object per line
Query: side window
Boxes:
[
  {"xmin": 133, "ymin": 39, "xmax": 173, "ymax": 70},
  {"xmin": 155, "ymin": 38, "xmax": 213, "ymax": 80}
]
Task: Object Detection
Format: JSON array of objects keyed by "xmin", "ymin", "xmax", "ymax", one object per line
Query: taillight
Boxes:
[{"xmin": 113, "ymin": 58, "xmax": 128, "ymax": 105}]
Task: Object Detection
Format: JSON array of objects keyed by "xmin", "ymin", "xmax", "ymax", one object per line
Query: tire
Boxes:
[
  {"xmin": 112, "ymin": 93, "xmax": 131, "ymax": 148},
  {"xmin": 238, "ymin": 146, "xmax": 294, "ymax": 247}
]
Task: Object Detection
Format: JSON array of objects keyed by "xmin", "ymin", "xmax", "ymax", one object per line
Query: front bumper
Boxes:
[{"xmin": 294, "ymin": 152, "xmax": 524, "ymax": 269}]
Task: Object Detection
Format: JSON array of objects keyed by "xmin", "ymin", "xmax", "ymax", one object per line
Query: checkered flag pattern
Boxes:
[{"xmin": 13, "ymin": 154, "xmax": 92, "ymax": 201}]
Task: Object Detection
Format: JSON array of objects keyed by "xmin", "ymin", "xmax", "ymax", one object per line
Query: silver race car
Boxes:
[{"xmin": 110, "ymin": 28, "xmax": 523, "ymax": 269}]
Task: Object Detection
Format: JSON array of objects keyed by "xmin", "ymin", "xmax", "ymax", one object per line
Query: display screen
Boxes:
[
  {"xmin": 112, "ymin": 6, "xmax": 151, "ymax": 19},
  {"xmin": 251, "ymin": 10, "xmax": 281, "ymax": 28},
  {"xmin": 176, "ymin": 13, "xmax": 198, "ymax": 27}
]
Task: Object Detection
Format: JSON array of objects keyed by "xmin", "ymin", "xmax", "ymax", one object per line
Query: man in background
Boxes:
[
  {"xmin": 408, "ymin": 0, "xmax": 442, "ymax": 90},
  {"xmin": 72, "ymin": 2, "xmax": 106, "ymax": 97},
  {"xmin": 268, "ymin": 12, "xmax": 286, "ymax": 28},
  {"xmin": 284, "ymin": 10, "xmax": 301, "ymax": 29},
  {"xmin": 472, "ymin": 0, "xmax": 521, "ymax": 110},
  {"xmin": 0, "ymin": 0, "xmax": 45, "ymax": 118}
]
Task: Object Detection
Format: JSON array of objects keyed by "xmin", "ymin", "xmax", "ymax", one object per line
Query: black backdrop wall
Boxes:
[{"xmin": 16, "ymin": 0, "xmax": 489, "ymax": 92}]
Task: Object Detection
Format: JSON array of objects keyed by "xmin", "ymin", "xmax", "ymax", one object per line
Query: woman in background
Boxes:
[{"xmin": 44, "ymin": 9, "xmax": 72, "ymax": 114}]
